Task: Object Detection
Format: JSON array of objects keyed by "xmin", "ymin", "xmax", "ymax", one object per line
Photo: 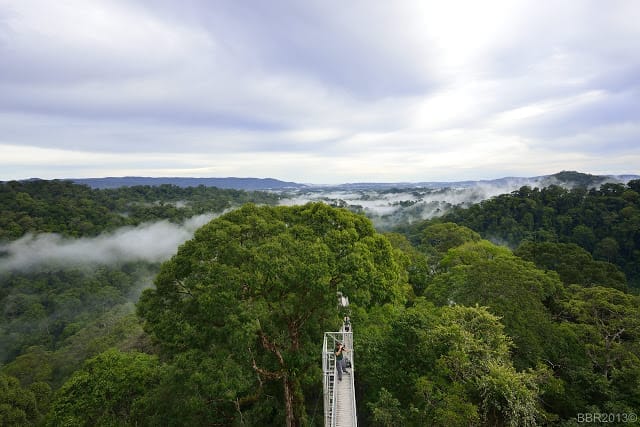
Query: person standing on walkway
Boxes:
[{"xmin": 335, "ymin": 342, "xmax": 349, "ymax": 381}]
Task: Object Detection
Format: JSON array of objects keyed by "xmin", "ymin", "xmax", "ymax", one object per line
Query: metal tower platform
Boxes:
[{"xmin": 322, "ymin": 324, "xmax": 357, "ymax": 427}]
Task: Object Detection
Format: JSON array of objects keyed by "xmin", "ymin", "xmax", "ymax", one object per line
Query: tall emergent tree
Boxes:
[{"xmin": 138, "ymin": 203, "xmax": 407, "ymax": 426}]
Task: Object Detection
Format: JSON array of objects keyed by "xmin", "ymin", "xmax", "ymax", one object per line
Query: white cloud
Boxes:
[
  {"xmin": 1, "ymin": 0, "xmax": 213, "ymax": 82},
  {"xmin": 0, "ymin": 0, "xmax": 638, "ymax": 183},
  {"xmin": 490, "ymin": 90, "xmax": 607, "ymax": 129},
  {"xmin": 0, "ymin": 214, "xmax": 216, "ymax": 272}
]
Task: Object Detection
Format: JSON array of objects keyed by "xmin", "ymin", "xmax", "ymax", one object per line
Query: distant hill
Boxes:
[
  {"xmin": 71, "ymin": 177, "xmax": 306, "ymax": 190},
  {"xmin": 331, "ymin": 171, "xmax": 638, "ymax": 191},
  {"xmin": 57, "ymin": 171, "xmax": 638, "ymax": 191},
  {"xmin": 538, "ymin": 170, "xmax": 609, "ymax": 187}
]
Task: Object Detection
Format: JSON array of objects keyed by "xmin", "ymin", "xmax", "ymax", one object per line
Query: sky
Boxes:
[{"xmin": 0, "ymin": 0, "xmax": 638, "ymax": 184}]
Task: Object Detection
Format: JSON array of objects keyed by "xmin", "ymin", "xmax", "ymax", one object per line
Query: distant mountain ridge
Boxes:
[
  {"xmin": 65, "ymin": 171, "xmax": 639, "ymax": 190},
  {"xmin": 71, "ymin": 176, "xmax": 306, "ymax": 190},
  {"xmin": 326, "ymin": 171, "xmax": 638, "ymax": 190}
]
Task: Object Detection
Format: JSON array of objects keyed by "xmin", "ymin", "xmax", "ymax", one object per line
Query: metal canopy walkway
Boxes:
[{"xmin": 322, "ymin": 322, "xmax": 357, "ymax": 427}]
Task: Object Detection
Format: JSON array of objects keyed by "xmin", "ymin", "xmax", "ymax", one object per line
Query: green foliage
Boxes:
[
  {"xmin": 424, "ymin": 240, "xmax": 564, "ymax": 368},
  {"xmin": 426, "ymin": 181, "xmax": 640, "ymax": 289},
  {"xmin": 138, "ymin": 203, "xmax": 409, "ymax": 425},
  {"xmin": 1, "ymin": 265, "xmax": 152, "ymax": 426},
  {"xmin": 550, "ymin": 171, "xmax": 609, "ymax": 188},
  {"xmin": 515, "ymin": 241, "xmax": 627, "ymax": 290},
  {"xmin": 49, "ymin": 304, "xmax": 151, "ymax": 385},
  {"xmin": 477, "ymin": 361, "xmax": 542, "ymax": 427},
  {"xmin": 0, "ymin": 373, "xmax": 31, "ymax": 426},
  {"xmin": 393, "ymin": 180, "xmax": 640, "ymax": 420},
  {"xmin": 133, "ymin": 349, "xmax": 264, "ymax": 426},
  {"xmin": 4, "ymin": 177, "xmax": 640, "ymax": 425},
  {"xmin": 1, "ymin": 264, "xmax": 154, "ymax": 366},
  {"xmin": 367, "ymin": 388, "xmax": 406, "ymax": 427},
  {"xmin": 420, "ymin": 222, "xmax": 481, "ymax": 257},
  {"xmin": 0, "ymin": 179, "xmax": 280, "ymax": 240},
  {"xmin": 46, "ymin": 349, "xmax": 162, "ymax": 426},
  {"xmin": 0, "ymin": 372, "xmax": 50, "ymax": 426},
  {"xmin": 384, "ymin": 232, "xmax": 430, "ymax": 297},
  {"xmin": 556, "ymin": 286, "xmax": 640, "ymax": 412},
  {"xmin": 359, "ymin": 301, "xmax": 546, "ymax": 426},
  {"xmin": 1, "ymin": 346, "xmax": 53, "ymax": 386},
  {"xmin": 0, "ymin": 179, "xmax": 281, "ymax": 418}
]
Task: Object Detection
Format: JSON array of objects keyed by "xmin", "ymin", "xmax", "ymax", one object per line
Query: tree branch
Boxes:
[
  {"xmin": 259, "ymin": 331, "xmax": 285, "ymax": 367},
  {"xmin": 251, "ymin": 358, "xmax": 283, "ymax": 380}
]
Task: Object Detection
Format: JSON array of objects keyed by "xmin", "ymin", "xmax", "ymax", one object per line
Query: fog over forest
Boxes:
[
  {"xmin": 1, "ymin": 175, "xmax": 629, "ymax": 273},
  {"xmin": 2, "ymin": 0, "xmax": 638, "ymax": 421},
  {"xmin": 2, "ymin": 174, "xmax": 640, "ymax": 425},
  {"xmin": 278, "ymin": 177, "xmax": 570, "ymax": 228},
  {"xmin": 0, "ymin": 182, "xmax": 529, "ymax": 273},
  {"xmin": 0, "ymin": 214, "xmax": 216, "ymax": 272}
]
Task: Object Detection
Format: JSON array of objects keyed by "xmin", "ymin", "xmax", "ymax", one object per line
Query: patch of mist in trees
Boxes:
[
  {"xmin": 0, "ymin": 213, "xmax": 217, "ymax": 272},
  {"xmin": 127, "ymin": 270, "xmax": 157, "ymax": 302},
  {"xmin": 486, "ymin": 235, "xmax": 517, "ymax": 250},
  {"xmin": 277, "ymin": 181, "xmax": 535, "ymax": 229}
]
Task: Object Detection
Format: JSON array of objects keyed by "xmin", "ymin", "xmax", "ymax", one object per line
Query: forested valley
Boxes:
[{"xmin": 1, "ymin": 177, "xmax": 639, "ymax": 426}]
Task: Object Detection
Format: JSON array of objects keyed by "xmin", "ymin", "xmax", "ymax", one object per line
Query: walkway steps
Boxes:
[{"xmin": 334, "ymin": 372, "xmax": 354, "ymax": 427}]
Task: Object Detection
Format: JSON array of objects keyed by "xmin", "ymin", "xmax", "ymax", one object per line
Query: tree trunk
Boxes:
[
  {"xmin": 283, "ymin": 376, "xmax": 297, "ymax": 427},
  {"xmin": 257, "ymin": 330, "xmax": 301, "ymax": 426}
]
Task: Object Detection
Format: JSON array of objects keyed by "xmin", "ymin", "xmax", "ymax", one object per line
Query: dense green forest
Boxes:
[
  {"xmin": 409, "ymin": 179, "xmax": 640, "ymax": 291},
  {"xmin": 0, "ymin": 179, "xmax": 280, "ymax": 240},
  {"xmin": 0, "ymin": 180, "xmax": 279, "ymax": 425},
  {"xmin": 1, "ymin": 179, "xmax": 639, "ymax": 425}
]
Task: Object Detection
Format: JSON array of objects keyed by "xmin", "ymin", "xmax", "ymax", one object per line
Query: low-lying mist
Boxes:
[
  {"xmin": 278, "ymin": 181, "xmax": 531, "ymax": 229},
  {"xmin": 4, "ymin": 174, "xmax": 622, "ymax": 272},
  {"xmin": 0, "ymin": 213, "xmax": 217, "ymax": 272}
]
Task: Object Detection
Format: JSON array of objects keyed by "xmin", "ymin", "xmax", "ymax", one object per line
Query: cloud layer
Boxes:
[
  {"xmin": 1, "ymin": 0, "xmax": 638, "ymax": 183},
  {"xmin": 0, "ymin": 214, "xmax": 215, "ymax": 272},
  {"xmin": 279, "ymin": 178, "xmax": 547, "ymax": 228}
]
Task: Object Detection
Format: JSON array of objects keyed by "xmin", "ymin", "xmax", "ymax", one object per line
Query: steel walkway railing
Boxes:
[{"xmin": 322, "ymin": 324, "xmax": 357, "ymax": 427}]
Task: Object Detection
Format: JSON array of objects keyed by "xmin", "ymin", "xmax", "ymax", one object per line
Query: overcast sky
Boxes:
[{"xmin": 1, "ymin": 0, "xmax": 638, "ymax": 184}]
